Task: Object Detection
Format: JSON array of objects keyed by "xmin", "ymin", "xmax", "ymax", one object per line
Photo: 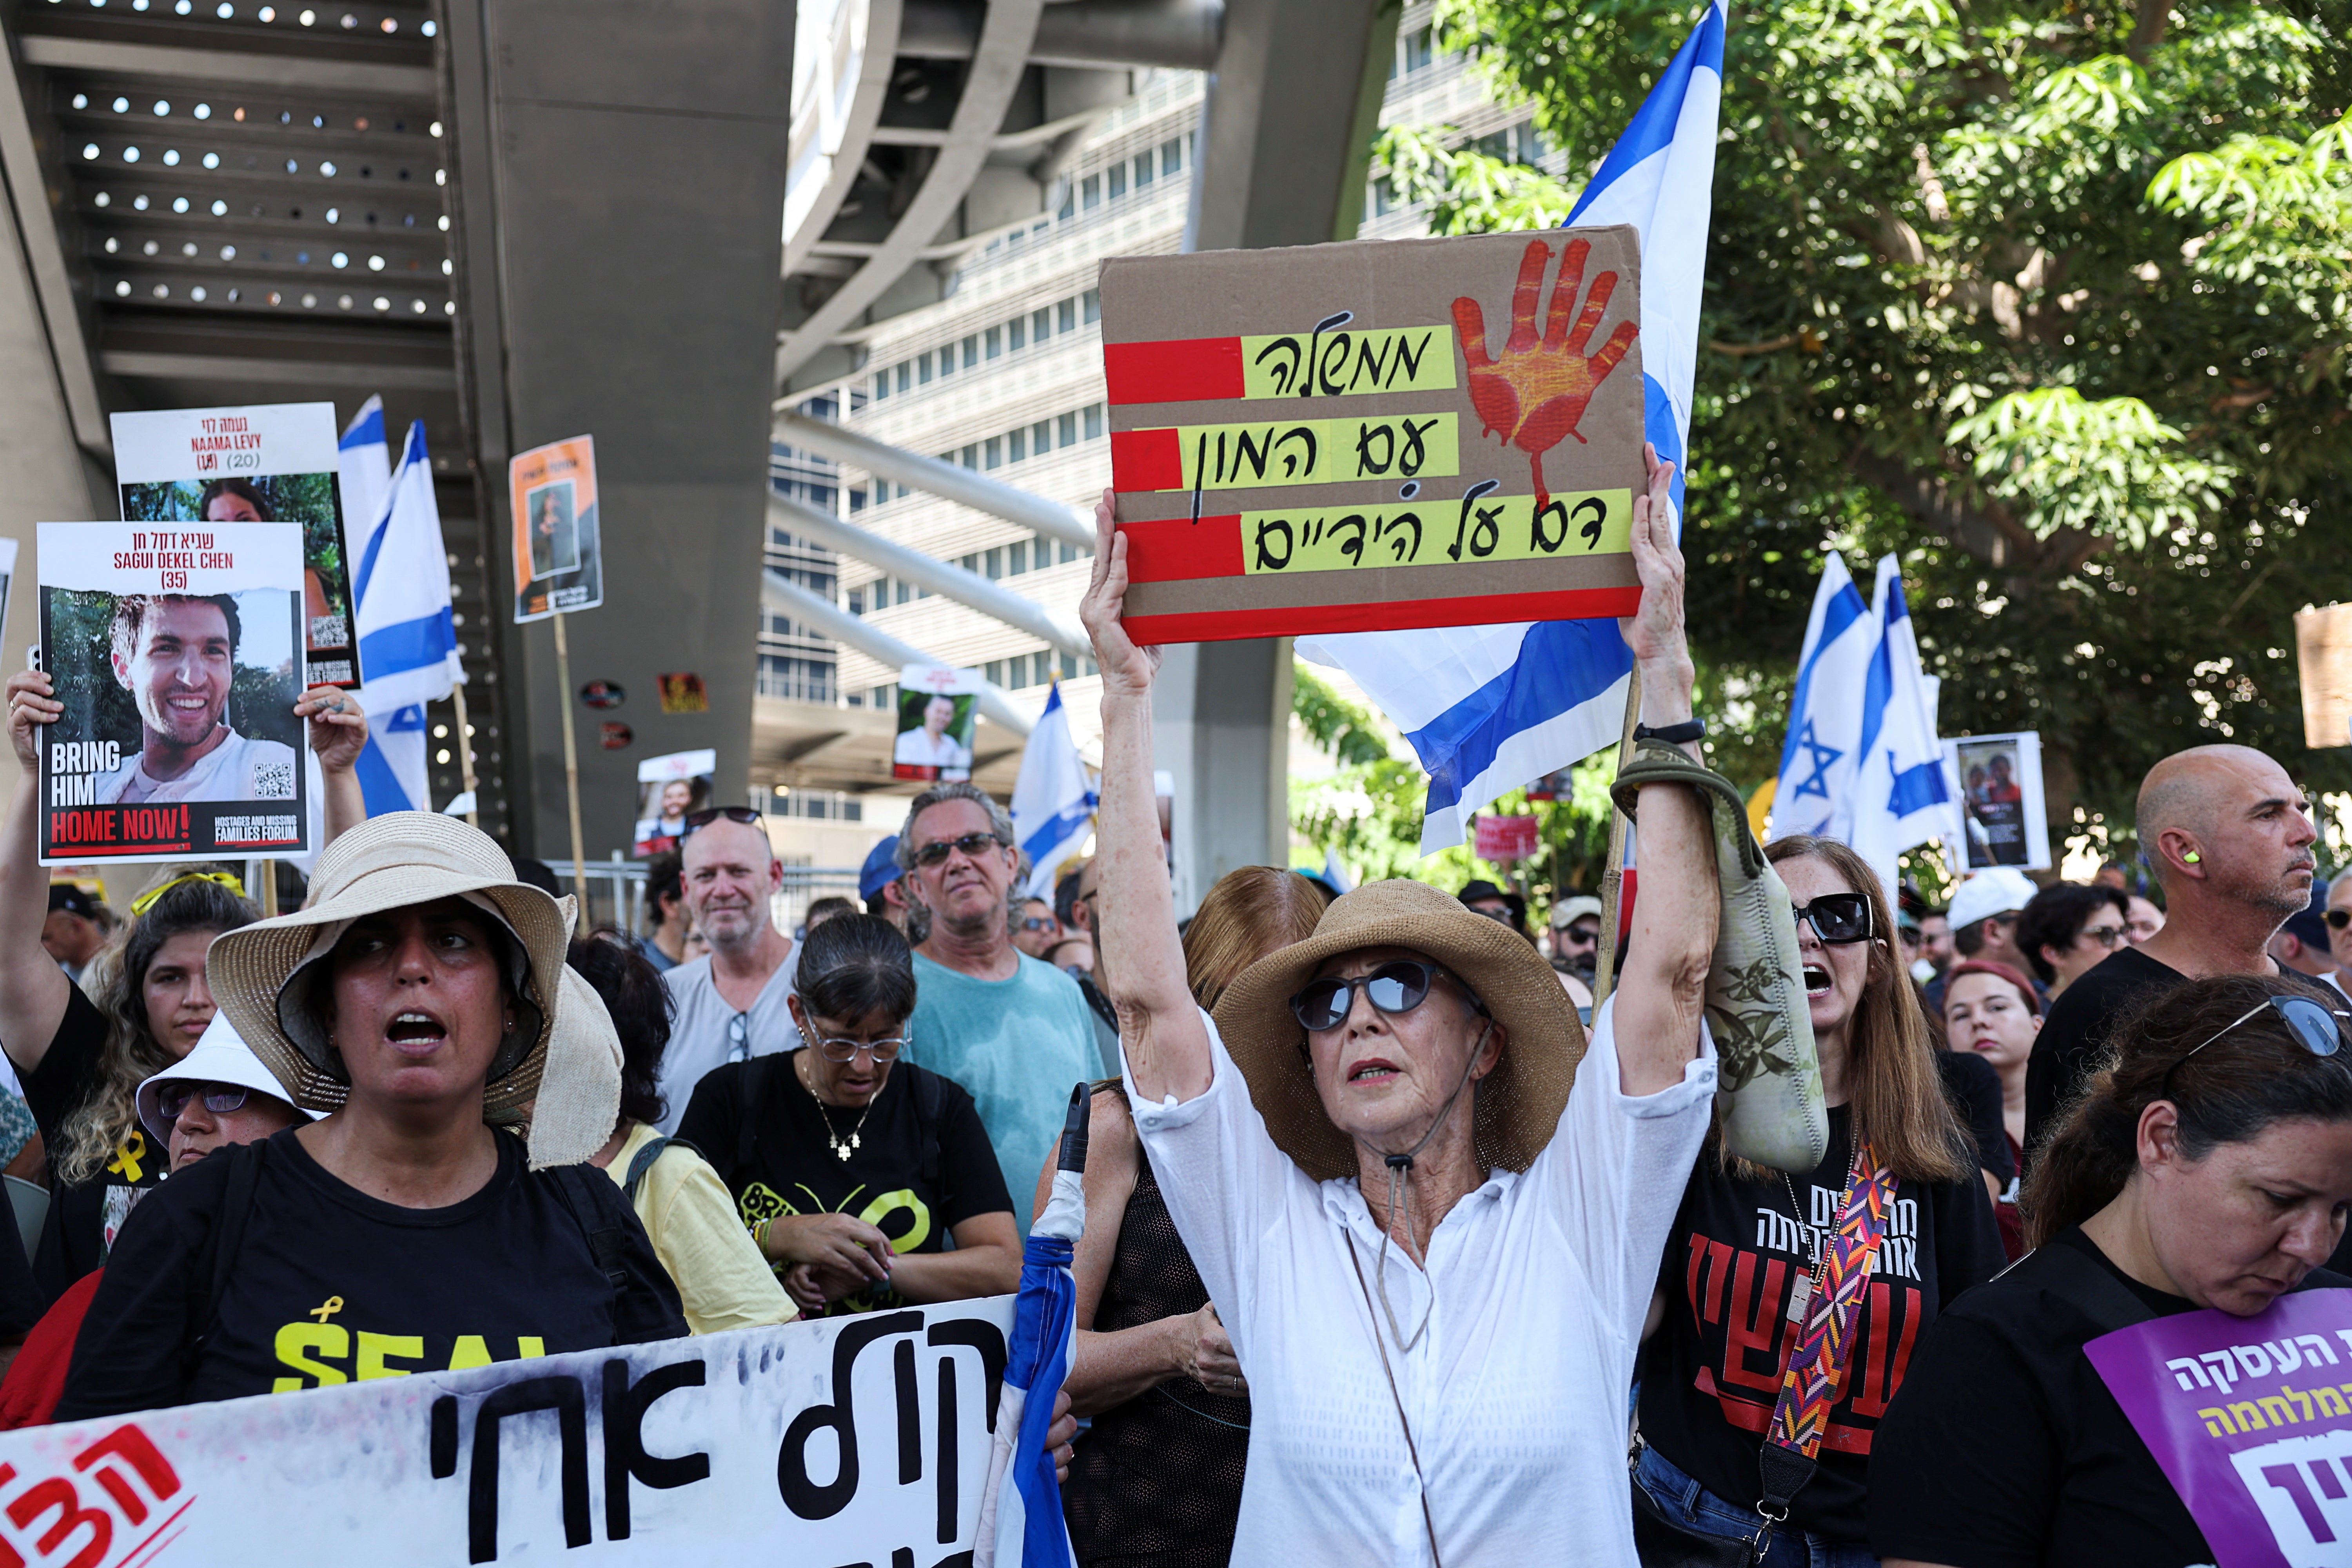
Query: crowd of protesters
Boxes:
[{"xmin": 0, "ymin": 488, "xmax": 2336, "ymax": 1568}]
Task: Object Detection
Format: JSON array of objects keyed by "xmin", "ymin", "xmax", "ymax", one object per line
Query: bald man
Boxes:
[
  {"xmin": 2023, "ymin": 744, "xmax": 2328, "ymax": 1147},
  {"xmin": 654, "ymin": 812, "xmax": 800, "ymax": 1131}
]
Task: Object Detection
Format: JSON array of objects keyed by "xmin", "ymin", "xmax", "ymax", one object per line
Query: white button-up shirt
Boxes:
[{"xmin": 1128, "ymin": 996, "xmax": 1715, "ymax": 1566}]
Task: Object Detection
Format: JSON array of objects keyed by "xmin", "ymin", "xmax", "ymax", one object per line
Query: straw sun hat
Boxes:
[
  {"xmin": 205, "ymin": 811, "xmax": 621, "ymax": 1168},
  {"xmin": 1210, "ymin": 878, "xmax": 1588, "ymax": 1182}
]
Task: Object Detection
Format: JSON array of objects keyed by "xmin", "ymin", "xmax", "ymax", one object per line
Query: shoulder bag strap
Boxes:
[
  {"xmin": 1755, "ymin": 1140, "xmax": 1901, "ymax": 1524},
  {"xmin": 622, "ymin": 1136, "xmax": 672, "ymax": 1201},
  {"xmin": 1346, "ymin": 1239, "xmax": 1445, "ymax": 1568}
]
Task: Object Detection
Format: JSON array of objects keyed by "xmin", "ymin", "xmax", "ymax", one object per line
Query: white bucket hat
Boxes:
[
  {"xmin": 1948, "ymin": 866, "xmax": 2040, "ymax": 932},
  {"xmin": 135, "ymin": 1013, "xmax": 314, "ymax": 1146},
  {"xmin": 204, "ymin": 811, "xmax": 620, "ymax": 1168}
]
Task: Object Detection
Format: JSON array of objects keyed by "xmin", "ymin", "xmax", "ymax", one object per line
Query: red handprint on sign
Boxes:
[{"xmin": 1452, "ymin": 236, "xmax": 1639, "ymax": 512}]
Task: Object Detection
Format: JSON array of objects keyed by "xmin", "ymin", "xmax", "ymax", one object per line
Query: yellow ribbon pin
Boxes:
[{"xmin": 310, "ymin": 1297, "xmax": 345, "ymax": 1323}]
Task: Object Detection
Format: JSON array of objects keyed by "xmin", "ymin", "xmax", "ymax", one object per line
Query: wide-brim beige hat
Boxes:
[
  {"xmin": 1211, "ymin": 878, "xmax": 1586, "ymax": 1182},
  {"xmin": 206, "ymin": 811, "xmax": 572, "ymax": 1126}
]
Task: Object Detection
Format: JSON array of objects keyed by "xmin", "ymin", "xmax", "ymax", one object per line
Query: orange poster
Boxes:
[{"xmin": 508, "ymin": 435, "xmax": 603, "ymax": 623}]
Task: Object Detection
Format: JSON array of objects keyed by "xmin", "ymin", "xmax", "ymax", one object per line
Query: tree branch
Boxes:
[
  {"xmin": 1848, "ymin": 449, "xmax": 2109, "ymax": 577},
  {"xmin": 2127, "ymin": 1, "xmax": 2170, "ymax": 63}
]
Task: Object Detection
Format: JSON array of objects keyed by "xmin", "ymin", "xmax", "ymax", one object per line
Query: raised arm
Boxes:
[
  {"xmin": 1078, "ymin": 490, "xmax": 1211, "ymax": 1105},
  {"xmin": 296, "ymin": 685, "xmax": 368, "ymax": 849},
  {"xmin": 1607, "ymin": 446, "xmax": 1719, "ymax": 1097},
  {"xmin": 0, "ymin": 671, "xmax": 74, "ymax": 1074}
]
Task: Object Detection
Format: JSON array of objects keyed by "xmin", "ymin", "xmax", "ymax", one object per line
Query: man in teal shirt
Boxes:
[{"xmin": 897, "ymin": 782, "xmax": 1101, "ymax": 1231}]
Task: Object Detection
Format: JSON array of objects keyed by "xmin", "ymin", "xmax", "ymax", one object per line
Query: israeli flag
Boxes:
[
  {"xmin": 1769, "ymin": 555, "xmax": 1875, "ymax": 844},
  {"xmin": 338, "ymin": 397, "xmax": 391, "ymax": 552},
  {"xmin": 1010, "ymin": 682, "xmax": 1097, "ymax": 901},
  {"xmin": 349, "ymin": 421, "xmax": 464, "ymax": 815},
  {"xmin": 1847, "ymin": 557, "xmax": 1959, "ymax": 902},
  {"xmin": 1299, "ymin": 0, "xmax": 1728, "ymax": 851}
]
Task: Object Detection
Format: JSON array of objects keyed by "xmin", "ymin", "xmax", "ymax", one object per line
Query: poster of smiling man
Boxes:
[
  {"xmin": 37, "ymin": 521, "xmax": 307, "ymax": 865},
  {"xmin": 111, "ymin": 401, "xmax": 360, "ymax": 688}
]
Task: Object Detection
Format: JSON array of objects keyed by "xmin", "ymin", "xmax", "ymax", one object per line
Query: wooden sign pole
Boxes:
[
  {"xmin": 450, "ymin": 681, "xmax": 481, "ymax": 829},
  {"xmin": 550, "ymin": 610, "xmax": 588, "ymax": 935}
]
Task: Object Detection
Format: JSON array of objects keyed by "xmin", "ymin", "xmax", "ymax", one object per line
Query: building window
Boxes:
[
  {"xmin": 984, "ymin": 436, "xmax": 1002, "ymax": 469},
  {"xmin": 1058, "ymin": 298, "xmax": 1076, "ymax": 334},
  {"xmin": 1009, "ymin": 427, "xmax": 1026, "ymax": 462},
  {"xmin": 1161, "ymin": 137, "xmax": 1183, "ymax": 177},
  {"xmin": 962, "ymin": 336, "xmax": 979, "ymax": 368},
  {"xmin": 874, "ymin": 368, "xmax": 890, "ymax": 400},
  {"xmin": 1134, "ymin": 151, "xmax": 1154, "ymax": 188},
  {"xmin": 847, "ymin": 589, "xmax": 864, "ymax": 615},
  {"xmin": 1057, "ymin": 412, "xmax": 1077, "ymax": 448},
  {"xmin": 960, "ymin": 554, "xmax": 980, "ymax": 575},
  {"xmin": 1034, "ymin": 307, "xmax": 1053, "ymax": 341},
  {"xmin": 1033, "ymin": 419, "xmax": 1053, "ymax": 454},
  {"xmin": 1008, "ymin": 315, "xmax": 1026, "ymax": 350},
  {"xmin": 1007, "ymin": 539, "xmax": 1026, "ymax": 574},
  {"xmin": 1403, "ymin": 25, "xmax": 1433, "ymax": 73},
  {"xmin": 960, "ymin": 444, "xmax": 978, "ymax": 468},
  {"xmin": 1083, "ymin": 404, "xmax": 1105, "ymax": 440},
  {"xmin": 759, "ymin": 654, "xmax": 834, "ymax": 703},
  {"xmin": 1060, "ymin": 540, "xmax": 1079, "ymax": 565},
  {"xmin": 917, "ymin": 352, "xmax": 933, "ymax": 385},
  {"xmin": 895, "ymin": 363, "xmax": 911, "ymax": 394},
  {"xmin": 985, "ymin": 325, "xmax": 1002, "ymax": 359},
  {"xmin": 1082, "ymin": 173, "xmax": 1101, "ymax": 209},
  {"xmin": 1058, "ymin": 185, "xmax": 1075, "ymax": 220},
  {"xmin": 984, "ymin": 660, "xmax": 1005, "ymax": 688},
  {"xmin": 985, "ymin": 547, "xmax": 1003, "ymax": 580},
  {"xmin": 1107, "ymin": 163, "xmax": 1126, "ymax": 199},
  {"xmin": 849, "ymin": 485, "xmax": 866, "ymax": 513},
  {"xmin": 1082, "ymin": 289, "xmax": 1100, "ymax": 324}
]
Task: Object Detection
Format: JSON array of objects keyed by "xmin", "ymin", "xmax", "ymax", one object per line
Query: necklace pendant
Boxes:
[
  {"xmin": 1788, "ymin": 1274, "xmax": 1813, "ymax": 1323},
  {"xmin": 849, "ymin": 1131, "xmax": 861, "ymax": 1151},
  {"xmin": 835, "ymin": 1142, "xmax": 851, "ymax": 1162}
]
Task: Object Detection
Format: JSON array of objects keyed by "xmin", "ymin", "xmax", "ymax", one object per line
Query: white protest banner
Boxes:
[
  {"xmin": 111, "ymin": 402, "xmax": 360, "ymax": 687},
  {"xmin": 0, "ymin": 1296, "xmax": 1016, "ymax": 1565},
  {"xmin": 37, "ymin": 521, "xmax": 307, "ymax": 865}
]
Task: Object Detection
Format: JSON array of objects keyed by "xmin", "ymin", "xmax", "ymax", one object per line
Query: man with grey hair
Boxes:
[
  {"xmin": 654, "ymin": 808, "xmax": 799, "ymax": 1132},
  {"xmin": 896, "ymin": 781, "xmax": 1097, "ymax": 1230},
  {"xmin": 2024, "ymin": 743, "xmax": 2328, "ymax": 1146}
]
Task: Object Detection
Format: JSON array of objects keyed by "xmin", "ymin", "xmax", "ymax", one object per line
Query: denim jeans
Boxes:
[{"xmin": 1633, "ymin": 1442, "xmax": 1880, "ymax": 1568}]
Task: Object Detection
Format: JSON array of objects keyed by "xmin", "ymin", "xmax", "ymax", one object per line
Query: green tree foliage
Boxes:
[{"xmin": 1385, "ymin": 0, "xmax": 2352, "ymax": 844}]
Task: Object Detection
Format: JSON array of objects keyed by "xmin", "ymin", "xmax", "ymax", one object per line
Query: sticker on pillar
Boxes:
[
  {"xmin": 634, "ymin": 747, "xmax": 717, "ymax": 857},
  {"xmin": 600, "ymin": 722, "xmax": 633, "ymax": 752},
  {"xmin": 509, "ymin": 435, "xmax": 603, "ymax": 623},
  {"xmin": 34, "ymin": 519, "xmax": 310, "ymax": 864},
  {"xmin": 893, "ymin": 664, "xmax": 981, "ymax": 783},
  {"xmin": 111, "ymin": 401, "xmax": 363, "ymax": 687},
  {"xmin": 1099, "ymin": 227, "xmax": 1645, "ymax": 644},
  {"xmin": 659, "ymin": 671, "xmax": 709, "ymax": 714},
  {"xmin": 579, "ymin": 679, "xmax": 625, "ymax": 710}
]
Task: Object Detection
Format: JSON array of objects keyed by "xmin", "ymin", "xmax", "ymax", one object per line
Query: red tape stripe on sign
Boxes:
[
  {"xmin": 1124, "ymin": 586, "xmax": 1645, "ymax": 645},
  {"xmin": 1104, "ymin": 338, "xmax": 1243, "ymax": 405},
  {"xmin": 1109, "ymin": 428, "xmax": 1183, "ymax": 492},
  {"xmin": 1117, "ymin": 515, "xmax": 1244, "ymax": 583}
]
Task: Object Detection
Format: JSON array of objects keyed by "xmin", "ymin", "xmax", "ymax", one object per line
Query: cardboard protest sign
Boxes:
[
  {"xmin": 1474, "ymin": 814, "xmax": 1540, "ymax": 861},
  {"xmin": 111, "ymin": 403, "xmax": 360, "ymax": 687},
  {"xmin": 1944, "ymin": 731, "xmax": 2050, "ymax": 871},
  {"xmin": 634, "ymin": 748, "xmax": 717, "ymax": 857},
  {"xmin": 37, "ymin": 521, "xmax": 307, "ymax": 864},
  {"xmin": 894, "ymin": 664, "xmax": 981, "ymax": 782},
  {"xmin": 2296, "ymin": 603, "xmax": 2352, "ymax": 751},
  {"xmin": 1100, "ymin": 227, "xmax": 1645, "ymax": 644},
  {"xmin": 0, "ymin": 1296, "xmax": 1016, "ymax": 1566},
  {"xmin": 510, "ymin": 436, "xmax": 604, "ymax": 622},
  {"xmin": 2085, "ymin": 1287, "xmax": 2352, "ymax": 1567}
]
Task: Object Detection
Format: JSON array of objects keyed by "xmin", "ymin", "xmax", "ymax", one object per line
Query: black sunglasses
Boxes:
[
  {"xmin": 2328, "ymin": 908, "xmax": 2351, "ymax": 932},
  {"xmin": 2163, "ymin": 995, "xmax": 2349, "ymax": 1103},
  {"xmin": 1290, "ymin": 960, "xmax": 1482, "ymax": 1033},
  {"xmin": 1791, "ymin": 893, "xmax": 1873, "ymax": 946},
  {"xmin": 156, "ymin": 1082, "xmax": 250, "ymax": 1120},
  {"xmin": 683, "ymin": 806, "xmax": 763, "ymax": 837},
  {"xmin": 913, "ymin": 831, "xmax": 1007, "ymax": 868}
]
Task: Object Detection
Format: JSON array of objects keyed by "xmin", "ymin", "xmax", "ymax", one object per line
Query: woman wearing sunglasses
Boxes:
[
  {"xmin": 1078, "ymin": 451, "xmax": 1733, "ymax": 1564},
  {"xmin": 1636, "ymin": 835, "xmax": 2003, "ymax": 1568},
  {"xmin": 1871, "ymin": 978, "xmax": 2352, "ymax": 1568},
  {"xmin": 679, "ymin": 912, "xmax": 1019, "ymax": 1317}
]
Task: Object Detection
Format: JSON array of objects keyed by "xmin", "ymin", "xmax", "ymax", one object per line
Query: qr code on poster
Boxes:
[
  {"xmin": 310, "ymin": 613, "xmax": 349, "ymax": 647},
  {"xmin": 255, "ymin": 761, "xmax": 294, "ymax": 800}
]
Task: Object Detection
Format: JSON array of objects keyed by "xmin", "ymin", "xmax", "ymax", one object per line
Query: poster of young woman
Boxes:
[
  {"xmin": 509, "ymin": 435, "xmax": 604, "ymax": 622},
  {"xmin": 634, "ymin": 747, "xmax": 717, "ymax": 856},
  {"xmin": 893, "ymin": 664, "xmax": 982, "ymax": 782},
  {"xmin": 36, "ymin": 521, "xmax": 307, "ymax": 864},
  {"xmin": 111, "ymin": 402, "xmax": 360, "ymax": 688}
]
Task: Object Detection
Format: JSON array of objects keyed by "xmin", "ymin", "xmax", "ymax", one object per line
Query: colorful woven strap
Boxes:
[{"xmin": 1766, "ymin": 1143, "xmax": 1898, "ymax": 1459}]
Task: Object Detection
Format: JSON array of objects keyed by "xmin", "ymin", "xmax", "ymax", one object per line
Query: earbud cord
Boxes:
[{"xmin": 1364, "ymin": 1019, "xmax": 1492, "ymax": 1354}]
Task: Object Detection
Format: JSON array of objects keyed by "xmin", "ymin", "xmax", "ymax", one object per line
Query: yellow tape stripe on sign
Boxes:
[
  {"xmin": 1239, "ymin": 486, "xmax": 1633, "ymax": 575},
  {"xmin": 1141, "ymin": 413, "xmax": 1461, "ymax": 493},
  {"xmin": 1238, "ymin": 325, "xmax": 1459, "ymax": 400}
]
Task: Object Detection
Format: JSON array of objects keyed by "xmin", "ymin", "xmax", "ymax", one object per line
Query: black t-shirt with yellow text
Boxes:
[{"xmin": 54, "ymin": 1125, "xmax": 684, "ymax": 1419}]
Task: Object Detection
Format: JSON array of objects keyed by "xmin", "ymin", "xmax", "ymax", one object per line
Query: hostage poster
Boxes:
[
  {"xmin": 111, "ymin": 402, "xmax": 360, "ymax": 688},
  {"xmin": 893, "ymin": 664, "xmax": 981, "ymax": 783},
  {"xmin": 633, "ymin": 748, "xmax": 717, "ymax": 857},
  {"xmin": 510, "ymin": 436, "xmax": 604, "ymax": 622},
  {"xmin": 37, "ymin": 521, "xmax": 307, "ymax": 865}
]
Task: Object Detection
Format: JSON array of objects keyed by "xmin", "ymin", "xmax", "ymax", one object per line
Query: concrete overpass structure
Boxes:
[{"xmin": 0, "ymin": 0, "xmax": 1398, "ymax": 904}]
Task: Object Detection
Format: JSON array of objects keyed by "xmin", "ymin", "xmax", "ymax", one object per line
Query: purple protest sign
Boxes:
[{"xmin": 2086, "ymin": 1288, "xmax": 2352, "ymax": 1568}]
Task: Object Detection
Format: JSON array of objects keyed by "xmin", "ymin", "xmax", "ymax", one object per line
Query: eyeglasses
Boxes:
[
  {"xmin": 2328, "ymin": 909, "xmax": 2351, "ymax": 932},
  {"xmin": 800, "ymin": 1024, "xmax": 908, "ymax": 1063},
  {"xmin": 1791, "ymin": 893, "xmax": 1874, "ymax": 945},
  {"xmin": 2162, "ymin": 995, "xmax": 2350, "ymax": 1103},
  {"xmin": 1018, "ymin": 915, "xmax": 1057, "ymax": 933},
  {"xmin": 1469, "ymin": 906, "xmax": 1516, "ymax": 925},
  {"xmin": 1289, "ymin": 960, "xmax": 1481, "ymax": 1033},
  {"xmin": 2078, "ymin": 923, "xmax": 2127, "ymax": 951},
  {"xmin": 682, "ymin": 806, "xmax": 764, "ymax": 837},
  {"xmin": 156, "ymin": 1082, "xmax": 250, "ymax": 1120},
  {"xmin": 726, "ymin": 1011, "xmax": 751, "ymax": 1064},
  {"xmin": 912, "ymin": 831, "xmax": 1007, "ymax": 868},
  {"xmin": 1554, "ymin": 923, "xmax": 1599, "ymax": 947}
]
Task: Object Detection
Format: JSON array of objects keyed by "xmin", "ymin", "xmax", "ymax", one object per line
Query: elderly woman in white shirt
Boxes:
[{"xmin": 1076, "ymin": 446, "xmax": 1720, "ymax": 1567}]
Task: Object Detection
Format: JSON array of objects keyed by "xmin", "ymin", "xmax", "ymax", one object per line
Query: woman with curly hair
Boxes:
[{"xmin": 0, "ymin": 666, "xmax": 370, "ymax": 1300}]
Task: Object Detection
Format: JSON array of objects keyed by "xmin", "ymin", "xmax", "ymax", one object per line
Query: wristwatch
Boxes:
[{"xmin": 1633, "ymin": 717, "xmax": 1706, "ymax": 744}]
